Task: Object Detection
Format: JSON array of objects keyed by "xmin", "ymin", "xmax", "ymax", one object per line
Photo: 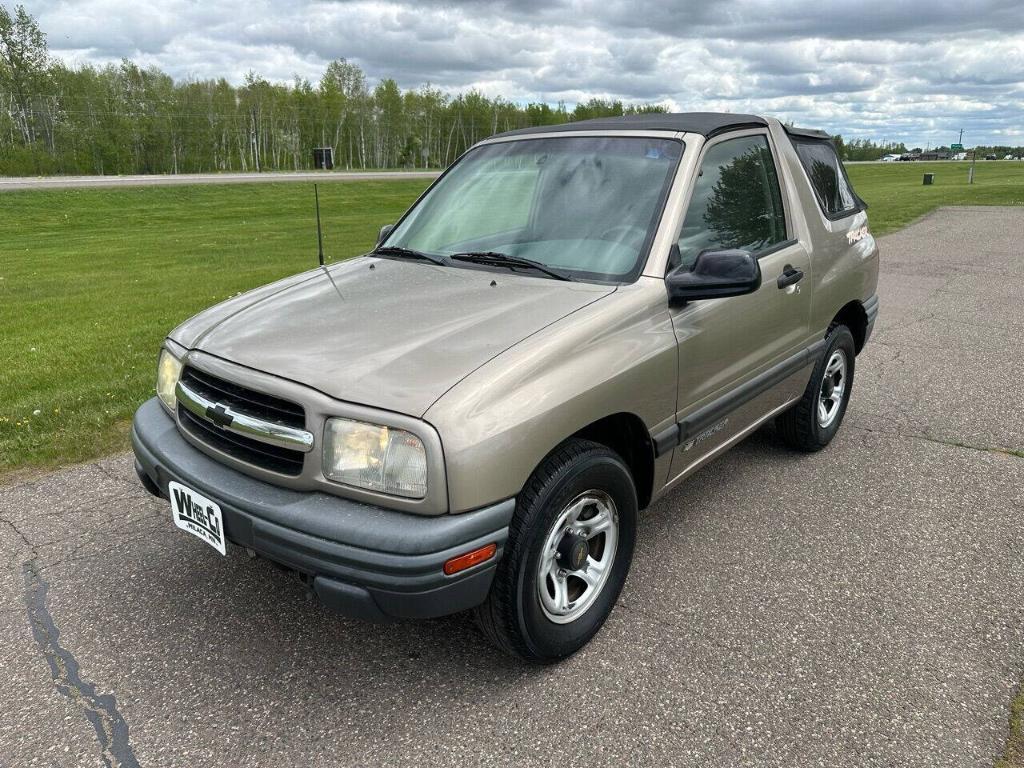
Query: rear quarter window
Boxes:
[{"xmin": 791, "ymin": 138, "xmax": 864, "ymax": 219}]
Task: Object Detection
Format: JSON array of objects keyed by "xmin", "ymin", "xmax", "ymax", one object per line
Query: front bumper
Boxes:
[{"xmin": 131, "ymin": 398, "xmax": 513, "ymax": 621}]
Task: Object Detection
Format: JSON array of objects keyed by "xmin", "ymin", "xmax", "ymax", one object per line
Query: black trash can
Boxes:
[
  {"xmin": 313, "ymin": 147, "xmax": 334, "ymax": 170},
  {"xmin": 922, "ymin": 173, "xmax": 934, "ymax": 185}
]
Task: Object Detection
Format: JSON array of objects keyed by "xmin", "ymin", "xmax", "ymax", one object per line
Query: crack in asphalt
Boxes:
[
  {"xmin": 0, "ymin": 513, "xmax": 36, "ymax": 555},
  {"xmin": 22, "ymin": 559, "xmax": 140, "ymax": 768},
  {"xmin": 847, "ymin": 423, "xmax": 1024, "ymax": 459},
  {"xmin": 93, "ymin": 460, "xmax": 144, "ymax": 490}
]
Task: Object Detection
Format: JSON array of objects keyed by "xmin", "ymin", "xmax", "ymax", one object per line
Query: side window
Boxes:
[
  {"xmin": 792, "ymin": 139, "xmax": 860, "ymax": 218},
  {"xmin": 676, "ymin": 135, "xmax": 787, "ymax": 269}
]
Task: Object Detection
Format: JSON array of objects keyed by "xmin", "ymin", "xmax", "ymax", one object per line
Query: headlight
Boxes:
[
  {"xmin": 157, "ymin": 348, "xmax": 183, "ymax": 411},
  {"xmin": 323, "ymin": 418, "xmax": 427, "ymax": 498}
]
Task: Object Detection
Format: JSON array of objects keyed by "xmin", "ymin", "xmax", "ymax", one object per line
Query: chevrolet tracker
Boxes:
[{"xmin": 132, "ymin": 112, "xmax": 879, "ymax": 661}]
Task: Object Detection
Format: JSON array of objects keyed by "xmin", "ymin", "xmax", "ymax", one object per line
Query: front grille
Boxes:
[
  {"xmin": 180, "ymin": 367, "xmax": 305, "ymax": 429},
  {"xmin": 177, "ymin": 366, "xmax": 306, "ymax": 476}
]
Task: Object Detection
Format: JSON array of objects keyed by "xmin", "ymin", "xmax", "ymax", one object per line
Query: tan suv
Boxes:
[{"xmin": 132, "ymin": 113, "xmax": 879, "ymax": 661}]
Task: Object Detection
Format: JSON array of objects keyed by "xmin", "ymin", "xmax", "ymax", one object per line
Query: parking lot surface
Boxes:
[{"xmin": 2, "ymin": 206, "xmax": 1022, "ymax": 767}]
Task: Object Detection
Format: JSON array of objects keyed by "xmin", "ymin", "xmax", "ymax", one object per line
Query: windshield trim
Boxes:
[{"xmin": 377, "ymin": 135, "xmax": 686, "ymax": 285}]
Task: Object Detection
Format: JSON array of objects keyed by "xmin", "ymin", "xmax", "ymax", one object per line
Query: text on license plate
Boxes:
[{"xmin": 168, "ymin": 481, "xmax": 226, "ymax": 555}]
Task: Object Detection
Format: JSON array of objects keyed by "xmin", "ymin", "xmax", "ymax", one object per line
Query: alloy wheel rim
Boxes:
[
  {"xmin": 537, "ymin": 491, "xmax": 619, "ymax": 624},
  {"xmin": 817, "ymin": 349, "xmax": 848, "ymax": 428}
]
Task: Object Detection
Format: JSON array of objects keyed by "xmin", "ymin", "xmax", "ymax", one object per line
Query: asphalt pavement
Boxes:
[
  {"xmin": 2, "ymin": 206, "xmax": 1022, "ymax": 767},
  {"xmin": 0, "ymin": 170, "xmax": 440, "ymax": 191}
]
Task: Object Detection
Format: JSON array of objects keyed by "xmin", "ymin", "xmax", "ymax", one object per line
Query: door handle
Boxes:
[{"xmin": 777, "ymin": 265, "xmax": 804, "ymax": 289}]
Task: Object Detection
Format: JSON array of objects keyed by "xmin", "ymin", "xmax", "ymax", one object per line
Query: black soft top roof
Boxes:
[
  {"xmin": 492, "ymin": 112, "xmax": 834, "ymax": 144},
  {"xmin": 492, "ymin": 112, "xmax": 768, "ymax": 139}
]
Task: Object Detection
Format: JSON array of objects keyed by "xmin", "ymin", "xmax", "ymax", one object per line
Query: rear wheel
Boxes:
[
  {"xmin": 777, "ymin": 323, "xmax": 856, "ymax": 452},
  {"xmin": 474, "ymin": 439, "xmax": 637, "ymax": 662}
]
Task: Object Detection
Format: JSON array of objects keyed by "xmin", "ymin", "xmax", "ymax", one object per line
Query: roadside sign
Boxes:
[{"xmin": 951, "ymin": 143, "xmax": 964, "ymax": 151}]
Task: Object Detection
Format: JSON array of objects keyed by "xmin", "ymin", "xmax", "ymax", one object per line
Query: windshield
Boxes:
[{"xmin": 381, "ymin": 136, "xmax": 683, "ymax": 281}]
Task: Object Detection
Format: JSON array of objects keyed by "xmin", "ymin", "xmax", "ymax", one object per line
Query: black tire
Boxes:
[
  {"xmin": 474, "ymin": 438, "xmax": 637, "ymax": 663},
  {"xmin": 777, "ymin": 323, "xmax": 856, "ymax": 452}
]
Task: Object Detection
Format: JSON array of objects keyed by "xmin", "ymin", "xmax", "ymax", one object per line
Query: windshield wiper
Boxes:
[
  {"xmin": 370, "ymin": 245, "xmax": 447, "ymax": 266},
  {"xmin": 449, "ymin": 251, "xmax": 574, "ymax": 282}
]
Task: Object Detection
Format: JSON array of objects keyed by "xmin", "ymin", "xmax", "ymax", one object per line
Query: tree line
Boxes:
[
  {"xmin": 832, "ymin": 136, "xmax": 1023, "ymax": 160},
  {"xmin": 5, "ymin": 4, "xmax": 1016, "ymax": 176},
  {"xmin": 831, "ymin": 137, "xmax": 908, "ymax": 161},
  {"xmin": 0, "ymin": 4, "xmax": 670, "ymax": 176}
]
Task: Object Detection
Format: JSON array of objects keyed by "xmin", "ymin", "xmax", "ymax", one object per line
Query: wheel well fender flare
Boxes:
[
  {"xmin": 831, "ymin": 299, "xmax": 870, "ymax": 353},
  {"xmin": 558, "ymin": 412, "xmax": 657, "ymax": 511}
]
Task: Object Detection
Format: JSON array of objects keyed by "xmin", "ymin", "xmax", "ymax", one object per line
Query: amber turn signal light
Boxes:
[{"xmin": 443, "ymin": 543, "xmax": 497, "ymax": 575}]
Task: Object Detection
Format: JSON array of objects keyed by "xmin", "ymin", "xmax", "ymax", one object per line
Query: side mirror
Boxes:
[
  {"xmin": 666, "ymin": 248, "xmax": 761, "ymax": 304},
  {"xmin": 377, "ymin": 224, "xmax": 394, "ymax": 243}
]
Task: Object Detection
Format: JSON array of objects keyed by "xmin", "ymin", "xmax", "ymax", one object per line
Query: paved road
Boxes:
[
  {"xmin": 0, "ymin": 170, "xmax": 440, "ymax": 191},
  {"xmin": 2, "ymin": 207, "xmax": 1023, "ymax": 767}
]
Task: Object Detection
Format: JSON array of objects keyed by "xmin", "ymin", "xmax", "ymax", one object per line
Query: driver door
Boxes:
[{"xmin": 667, "ymin": 131, "xmax": 812, "ymax": 478}]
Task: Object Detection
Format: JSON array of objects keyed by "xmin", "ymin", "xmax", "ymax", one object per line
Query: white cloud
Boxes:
[{"xmin": 21, "ymin": 0, "xmax": 1024, "ymax": 146}]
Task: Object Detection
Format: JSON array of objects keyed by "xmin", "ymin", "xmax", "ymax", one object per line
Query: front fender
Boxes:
[{"xmin": 425, "ymin": 279, "xmax": 679, "ymax": 513}]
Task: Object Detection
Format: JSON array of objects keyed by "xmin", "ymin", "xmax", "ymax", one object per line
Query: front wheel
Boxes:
[
  {"xmin": 776, "ymin": 323, "xmax": 856, "ymax": 452},
  {"xmin": 474, "ymin": 439, "xmax": 637, "ymax": 662}
]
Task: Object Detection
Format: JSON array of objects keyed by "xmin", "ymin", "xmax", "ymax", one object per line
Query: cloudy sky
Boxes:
[{"xmin": 22, "ymin": 0, "xmax": 1024, "ymax": 146}]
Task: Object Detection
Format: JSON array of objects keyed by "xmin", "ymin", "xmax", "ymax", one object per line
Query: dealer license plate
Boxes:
[{"xmin": 168, "ymin": 481, "xmax": 226, "ymax": 555}]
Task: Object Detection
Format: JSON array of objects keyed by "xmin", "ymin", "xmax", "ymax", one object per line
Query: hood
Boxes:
[{"xmin": 170, "ymin": 257, "xmax": 614, "ymax": 416}]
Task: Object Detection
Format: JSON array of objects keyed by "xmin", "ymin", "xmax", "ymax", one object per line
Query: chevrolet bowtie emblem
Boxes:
[{"xmin": 205, "ymin": 403, "xmax": 234, "ymax": 428}]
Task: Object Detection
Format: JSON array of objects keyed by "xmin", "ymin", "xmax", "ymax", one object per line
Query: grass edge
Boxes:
[{"xmin": 996, "ymin": 683, "xmax": 1024, "ymax": 768}]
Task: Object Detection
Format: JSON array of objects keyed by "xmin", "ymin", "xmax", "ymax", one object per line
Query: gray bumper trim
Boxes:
[
  {"xmin": 863, "ymin": 293, "xmax": 879, "ymax": 346},
  {"xmin": 863, "ymin": 293, "xmax": 879, "ymax": 324},
  {"xmin": 132, "ymin": 398, "xmax": 513, "ymax": 620}
]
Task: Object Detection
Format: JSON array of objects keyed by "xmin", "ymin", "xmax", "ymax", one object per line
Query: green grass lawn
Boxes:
[
  {"xmin": 0, "ymin": 181, "xmax": 429, "ymax": 477},
  {"xmin": 1, "ymin": 160, "xmax": 1022, "ymax": 478},
  {"xmin": 997, "ymin": 683, "xmax": 1024, "ymax": 768},
  {"xmin": 845, "ymin": 160, "xmax": 1024, "ymax": 235}
]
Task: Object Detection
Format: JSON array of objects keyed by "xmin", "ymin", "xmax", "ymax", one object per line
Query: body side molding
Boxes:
[{"xmin": 651, "ymin": 338, "xmax": 826, "ymax": 458}]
